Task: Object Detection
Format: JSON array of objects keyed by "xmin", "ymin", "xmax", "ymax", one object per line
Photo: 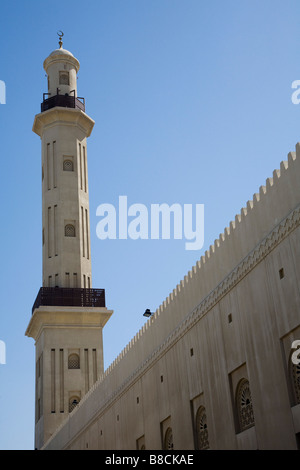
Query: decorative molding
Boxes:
[
  {"xmin": 32, "ymin": 107, "xmax": 95, "ymax": 137},
  {"xmin": 25, "ymin": 306, "xmax": 113, "ymax": 342}
]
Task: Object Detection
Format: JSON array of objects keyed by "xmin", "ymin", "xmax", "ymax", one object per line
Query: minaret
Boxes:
[{"xmin": 25, "ymin": 34, "xmax": 113, "ymax": 450}]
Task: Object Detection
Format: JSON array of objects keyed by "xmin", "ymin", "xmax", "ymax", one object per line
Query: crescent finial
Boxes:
[{"xmin": 57, "ymin": 30, "xmax": 64, "ymax": 48}]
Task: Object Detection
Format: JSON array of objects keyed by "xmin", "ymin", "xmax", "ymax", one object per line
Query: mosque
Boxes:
[{"xmin": 26, "ymin": 36, "xmax": 300, "ymax": 450}]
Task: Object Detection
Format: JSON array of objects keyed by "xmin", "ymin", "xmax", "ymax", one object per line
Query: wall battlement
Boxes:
[{"xmin": 43, "ymin": 143, "xmax": 300, "ymax": 449}]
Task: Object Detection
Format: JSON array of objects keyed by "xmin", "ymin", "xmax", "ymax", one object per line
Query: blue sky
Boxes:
[{"xmin": 1, "ymin": 0, "xmax": 300, "ymax": 450}]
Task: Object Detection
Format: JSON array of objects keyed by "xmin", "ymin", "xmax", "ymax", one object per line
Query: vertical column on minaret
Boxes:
[{"xmin": 41, "ymin": 123, "xmax": 92, "ymax": 289}]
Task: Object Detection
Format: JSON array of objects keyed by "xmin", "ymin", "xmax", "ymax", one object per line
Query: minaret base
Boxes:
[{"xmin": 25, "ymin": 305, "xmax": 113, "ymax": 449}]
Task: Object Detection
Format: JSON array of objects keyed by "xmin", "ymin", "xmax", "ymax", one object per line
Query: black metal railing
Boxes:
[
  {"xmin": 32, "ymin": 287, "xmax": 105, "ymax": 314},
  {"xmin": 41, "ymin": 94, "xmax": 85, "ymax": 113}
]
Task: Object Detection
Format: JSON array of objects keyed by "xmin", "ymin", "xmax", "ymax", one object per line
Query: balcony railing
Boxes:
[
  {"xmin": 41, "ymin": 94, "xmax": 85, "ymax": 113},
  {"xmin": 32, "ymin": 287, "xmax": 105, "ymax": 314}
]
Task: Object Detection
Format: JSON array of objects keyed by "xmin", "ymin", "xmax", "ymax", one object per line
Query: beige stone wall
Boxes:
[{"xmin": 42, "ymin": 144, "xmax": 300, "ymax": 450}]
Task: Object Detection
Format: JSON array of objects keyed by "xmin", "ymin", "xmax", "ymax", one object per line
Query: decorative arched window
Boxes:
[
  {"xmin": 68, "ymin": 353, "xmax": 80, "ymax": 369},
  {"xmin": 163, "ymin": 427, "xmax": 173, "ymax": 450},
  {"xmin": 69, "ymin": 396, "xmax": 80, "ymax": 413},
  {"xmin": 195, "ymin": 406, "xmax": 209, "ymax": 450},
  {"xmin": 65, "ymin": 224, "xmax": 75, "ymax": 237},
  {"xmin": 63, "ymin": 159, "xmax": 74, "ymax": 172},
  {"xmin": 291, "ymin": 362, "xmax": 300, "ymax": 405},
  {"xmin": 236, "ymin": 378, "xmax": 255, "ymax": 432}
]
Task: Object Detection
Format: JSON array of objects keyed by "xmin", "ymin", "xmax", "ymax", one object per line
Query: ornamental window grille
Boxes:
[
  {"xmin": 65, "ymin": 224, "xmax": 75, "ymax": 237},
  {"xmin": 163, "ymin": 427, "xmax": 173, "ymax": 450},
  {"xmin": 291, "ymin": 362, "xmax": 300, "ymax": 405},
  {"xmin": 236, "ymin": 378, "xmax": 255, "ymax": 432},
  {"xmin": 195, "ymin": 406, "xmax": 209, "ymax": 450},
  {"xmin": 68, "ymin": 353, "xmax": 80, "ymax": 369},
  {"xmin": 69, "ymin": 396, "xmax": 80, "ymax": 413},
  {"xmin": 63, "ymin": 159, "xmax": 74, "ymax": 171},
  {"xmin": 59, "ymin": 71, "xmax": 69, "ymax": 85}
]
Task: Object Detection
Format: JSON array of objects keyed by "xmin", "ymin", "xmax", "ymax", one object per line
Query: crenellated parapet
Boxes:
[{"xmin": 128, "ymin": 145, "xmax": 298, "ymax": 348}]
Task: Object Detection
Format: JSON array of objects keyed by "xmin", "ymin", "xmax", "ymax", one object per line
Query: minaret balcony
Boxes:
[
  {"xmin": 32, "ymin": 287, "xmax": 105, "ymax": 314},
  {"xmin": 41, "ymin": 93, "xmax": 85, "ymax": 113}
]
